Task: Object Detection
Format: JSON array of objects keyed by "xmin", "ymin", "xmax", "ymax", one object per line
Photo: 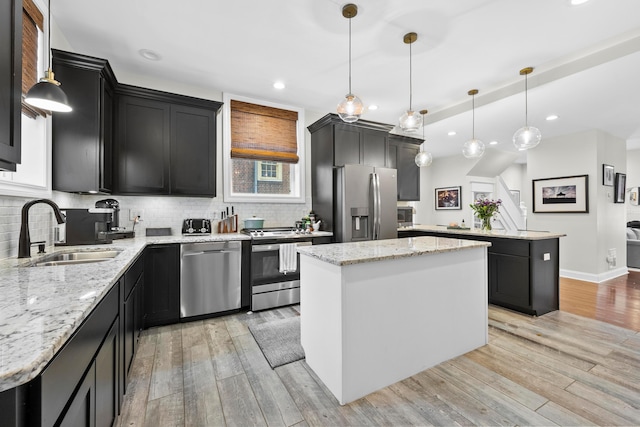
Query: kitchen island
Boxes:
[
  {"xmin": 398, "ymin": 225, "xmax": 566, "ymax": 316},
  {"xmin": 297, "ymin": 236, "xmax": 491, "ymax": 405}
]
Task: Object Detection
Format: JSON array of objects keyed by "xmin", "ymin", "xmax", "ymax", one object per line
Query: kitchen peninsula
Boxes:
[
  {"xmin": 297, "ymin": 236, "xmax": 491, "ymax": 405},
  {"xmin": 399, "ymin": 225, "xmax": 566, "ymax": 316}
]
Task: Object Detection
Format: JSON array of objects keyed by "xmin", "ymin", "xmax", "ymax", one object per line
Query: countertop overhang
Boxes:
[
  {"xmin": 400, "ymin": 225, "xmax": 566, "ymax": 240},
  {"xmin": 297, "ymin": 236, "xmax": 490, "ymax": 266}
]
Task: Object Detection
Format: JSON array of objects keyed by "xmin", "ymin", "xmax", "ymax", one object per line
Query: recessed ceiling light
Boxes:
[
  {"xmin": 273, "ymin": 81, "xmax": 285, "ymax": 89},
  {"xmin": 447, "ymin": 131, "xmax": 456, "ymax": 136},
  {"xmin": 546, "ymin": 114, "xmax": 559, "ymax": 121},
  {"xmin": 368, "ymin": 105, "xmax": 378, "ymax": 111},
  {"xmin": 489, "ymin": 140, "xmax": 498, "ymax": 145},
  {"xmin": 570, "ymin": 0, "xmax": 589, "ymax": 5},
  {"xmin": 139, "ymin": 49, "xmax": 161, "ymax": 61}
]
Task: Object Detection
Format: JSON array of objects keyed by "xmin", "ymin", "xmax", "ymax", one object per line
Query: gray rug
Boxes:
[{"xmin": 249, "ymin": 316, "xmax": 304, "ymax": 368}]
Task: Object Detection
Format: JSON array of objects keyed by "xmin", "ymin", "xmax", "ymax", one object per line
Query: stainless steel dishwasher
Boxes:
[{"xmin": 180, "ymin": 241, "xmax": 242, "ymax": 318}]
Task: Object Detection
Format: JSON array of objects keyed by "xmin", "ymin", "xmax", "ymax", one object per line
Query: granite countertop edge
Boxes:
[
  {"xmin": 400, "ymin": 225, "xmax": 566, "ymax": 240},
  {"xmin": 297, "ymin": 236, "xmax": 491, "ymax": 266},
  {"xmin": 0, "ymin": 233, "xmax": 254, "ymax": 393}
]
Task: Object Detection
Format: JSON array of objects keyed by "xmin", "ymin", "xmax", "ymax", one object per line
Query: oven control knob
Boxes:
[
  {"xmin": 187, "ymin": 228, "xmax": 194, "ymax": 234},
  {"xmin": 200, "ymin": 227, "xmax": 207, "ymax": 233}
]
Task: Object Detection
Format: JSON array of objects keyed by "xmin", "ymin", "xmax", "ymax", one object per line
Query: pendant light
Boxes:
[
  {"xmin": 24, "ymin": 0, "xmax": 72, "ymax": 113},
  {"xmin": 462, "ymin": 89, "xmax": 485, "ymax": 158},
  {"xmin": 336, "ymin": 4, "xmax": 363, "ymax": 123},
  {"xmin": 414, "ymin": 109, "xmax": 432, "ymax": 167},
  {"xmin": 512, "ymin": 67, "xmax": 541, "ymax": 150},
  {"xmin": 399, "ymin": 32, "xmax": 422, "ymax": 133}
]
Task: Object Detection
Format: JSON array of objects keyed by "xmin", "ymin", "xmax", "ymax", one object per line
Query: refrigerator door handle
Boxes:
[{"xmin": 372, "ymin": 173, "xmax": 381, "ymax": 240}]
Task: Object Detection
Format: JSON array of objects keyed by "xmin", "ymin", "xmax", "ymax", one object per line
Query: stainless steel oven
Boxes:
[{"xmin": 250, "ymin": 240, "xmax": 311, "ymax": 311}]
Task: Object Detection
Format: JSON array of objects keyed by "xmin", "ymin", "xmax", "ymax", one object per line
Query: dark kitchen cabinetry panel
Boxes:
[
  {"xmin": 0, "ymin": 0, "xmax": 22, "ymax": 171},
  {"xmin": 52, "ymin": 50, "xmax": 117, "ymax": 193},
  {"xmin": 388, "ymin": 134, "xmax": 422, "ymax": 201},
  {"xmin": 120, "ymin": 253, "xmax": 144, "ymax": 400},
  {"xmin": 114, "ymin": 85, "xmax": 221, "ymax": 196},
  {"xmin": 332, "ymin": 122, "xmax": 389, "ymax": 167},
  {"xmin": 144, "ymin": 244, "xmax": 180, "ymax": 327},
  {"xmin": 58, "ymin": 362, "xmax": 96, "ymax": 427},
  {"xmin": 397, "ymin": 229, "xmax": 559, "ymax": 315}
]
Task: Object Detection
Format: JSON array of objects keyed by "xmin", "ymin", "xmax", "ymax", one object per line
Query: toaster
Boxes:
[{"xmin": 182, "ymin": 218, "xmax": 211, "ymax": 234}]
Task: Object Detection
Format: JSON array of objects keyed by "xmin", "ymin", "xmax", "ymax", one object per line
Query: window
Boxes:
[
  {"xmin": 223, "ymin": 94, "xmax": 305, "ymax": 203},
  {"xmin": 21, "ymin": 0, "xmax": 46, "ymax": 118}
]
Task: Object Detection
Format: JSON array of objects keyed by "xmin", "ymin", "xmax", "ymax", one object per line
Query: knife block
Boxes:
[{"xmin": 218, "ymin": 215, "xmax": 238, "ymax": 233}]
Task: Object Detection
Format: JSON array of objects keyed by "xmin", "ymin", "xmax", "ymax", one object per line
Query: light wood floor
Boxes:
[{"xmin": 117, "ymin": 280, "xmax": 640, "ymax": 427}]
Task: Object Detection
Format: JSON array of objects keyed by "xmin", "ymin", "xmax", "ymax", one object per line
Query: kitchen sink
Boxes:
[{"xmin": 29, "ymin": 249, "xmax": 122, "ymax": 267}]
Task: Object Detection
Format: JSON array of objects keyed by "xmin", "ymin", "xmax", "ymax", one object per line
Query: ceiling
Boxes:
[{"xmin": 52, "ymin": 0, "xmax": 640, "ymax": 160}]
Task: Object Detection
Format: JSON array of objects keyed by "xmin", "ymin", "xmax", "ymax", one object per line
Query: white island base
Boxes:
[{"xmin": 299, "ymin": 241, "xmax": 488, "ymax": 405}]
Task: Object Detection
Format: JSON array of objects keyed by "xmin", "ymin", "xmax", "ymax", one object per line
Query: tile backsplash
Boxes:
[{"xmin": 0, "ymin": 192, "xmax": 311, "ymax": 260}]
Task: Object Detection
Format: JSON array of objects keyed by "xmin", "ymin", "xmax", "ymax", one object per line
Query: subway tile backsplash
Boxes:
[{"xmin": 0, "ymin": 192, "xmax": 311, "ymax": 260}]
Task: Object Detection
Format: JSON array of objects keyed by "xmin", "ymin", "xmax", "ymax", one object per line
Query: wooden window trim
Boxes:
[
  {"xmin": 22, "ymin": 0, "xmax": 48, "ymax": 118},
  {"xmin": 230, "ymin": 100, "xmax": 299, "ymax": 164}
]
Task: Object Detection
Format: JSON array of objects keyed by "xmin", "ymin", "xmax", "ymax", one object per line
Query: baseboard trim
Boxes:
[{"xmin": 560, "ymin": 267, "xmax": 628, "ymax": 283}]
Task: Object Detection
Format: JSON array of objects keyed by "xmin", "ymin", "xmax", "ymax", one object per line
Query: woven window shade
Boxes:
[
  {"xmin": 230, "ymin": 100, "xmax": 299, "ymax": 164},
  {"xmin": 22, "ymin": 0, "xmax": 43, "ymax": 96}
]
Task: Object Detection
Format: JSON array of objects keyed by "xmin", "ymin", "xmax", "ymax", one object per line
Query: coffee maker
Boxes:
[{"xmin": 95, "ymin": 199, "xmax": 134, "ymax": 239}]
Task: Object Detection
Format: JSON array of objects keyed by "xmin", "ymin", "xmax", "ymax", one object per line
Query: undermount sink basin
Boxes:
[{"xmin": 29, "ymin": 250, "xmax": 121, "ymax": 267}]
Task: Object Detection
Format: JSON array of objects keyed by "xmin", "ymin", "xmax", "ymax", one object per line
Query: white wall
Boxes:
[
  {"xmin": 527, "ymin": 130, "xmax": 626, "ymax": 281},
  {"xmin": 626, "ymin": 149, "xmax": 640, "ymax": 221}
]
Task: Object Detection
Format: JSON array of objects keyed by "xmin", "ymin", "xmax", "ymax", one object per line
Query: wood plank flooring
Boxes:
[{"xmin": 117, "ymin": 289, "xmax": 640, "ymax": 426}]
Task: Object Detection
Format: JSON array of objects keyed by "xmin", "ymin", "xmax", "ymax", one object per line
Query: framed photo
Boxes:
[
  {"xmin": 603, "ymin": 164, "xmax": 614, "ymax": 186},
  {"xmin": 614, "ymin": 172, "xmax": 626, "ymax": 203},
  {"xmin": 532, "ymin": 175, "xmax": 589, "ymax": 213},
  {"xmin": 435, "ymin": 186, "xmax": 461, "ymax": 210}
]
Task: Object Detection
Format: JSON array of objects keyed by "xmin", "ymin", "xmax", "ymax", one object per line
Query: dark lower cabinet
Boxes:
[
  {"xmin": 144, "ymin": 244, "xmax": 180, "ymax": 327},
  {"xmin": 95, "ymin": 320, "xmax": 118, "ymax": 427},
  {"xmin": 120, "ymin": 254, "xmax": 144, "ymax": 402},
  {"xmin": 59, "ymin": 362, "xmax": 96, "ymax": 427},
  {"xmin": 398, "ymin": 229, "xmax": 560, "ymax": 315}
]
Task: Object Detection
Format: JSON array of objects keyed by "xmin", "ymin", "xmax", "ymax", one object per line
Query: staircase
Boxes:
[{"xmin": 494, "ymin": 176, "xmax": 526, "ymax": 231}]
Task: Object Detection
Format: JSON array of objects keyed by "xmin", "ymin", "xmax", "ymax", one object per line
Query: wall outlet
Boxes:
[
  {"xmin": 606, "ymin": 248, "xmax": 617, "ymax": 269},
  {"xmin": 129, "ymin": 209, "xmax": 144, "ymax": 221}
]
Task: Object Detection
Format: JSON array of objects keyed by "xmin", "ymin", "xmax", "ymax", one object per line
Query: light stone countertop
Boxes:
[
  {"xmin": 400, "ymin": 225, "xmax": 566, "ymax": 240},
  {"xmin": 297, "ymin": 236, "xmax": 490, "ymax": 266},
  {"xmin": 0, "ymin": 232, "xmax": 253, "ymax": 393}
]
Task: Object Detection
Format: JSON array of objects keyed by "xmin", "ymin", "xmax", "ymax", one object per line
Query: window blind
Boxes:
[{"xmin": 230, "ymin": 100, "xmax": 299, "ymax": 164}]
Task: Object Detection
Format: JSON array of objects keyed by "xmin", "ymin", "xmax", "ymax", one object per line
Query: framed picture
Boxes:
[
  {"xmin": 603, "ymin": 164, "xmax": 614, "ymax": 186},
  {"xmin": 532, "ymin": 175, "xmax": 589, "ymax": 213},
  {"xmin": 614, "ymin": 172, "xmax": 626, "ymax": 203},
  {"xmin": 435, "ymin": 186, "xmax": 461, "ymax": 210}
]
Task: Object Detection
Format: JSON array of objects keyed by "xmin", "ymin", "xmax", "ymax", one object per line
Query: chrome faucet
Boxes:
[{"xmin": 18, "ymin": 199, "xmax": 66, "ymax": 258}]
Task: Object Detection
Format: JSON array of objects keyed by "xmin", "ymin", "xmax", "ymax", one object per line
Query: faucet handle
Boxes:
[{"xmin": 31, "ymin": 241, "xmax": 46, "ymax": 254}]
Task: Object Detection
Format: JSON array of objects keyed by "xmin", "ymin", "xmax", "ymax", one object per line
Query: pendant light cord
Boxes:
[
  {"xmin": 348, "ymin": 16, "xmax": 352, "ymax": 94},
  {"xmin": 47, "ymin": 0, "xmax": 51, "ymax": 71},
  {"xmin": 472, "ymin": 93, "xmax": 475, "ymax": 139},
  {"xmin": 524, "ymin": 72, "xmax": 529, "ymax": 127},
  {"xmin": 408, "ymin": 40, "xmax": 413, "ymax": 111}
]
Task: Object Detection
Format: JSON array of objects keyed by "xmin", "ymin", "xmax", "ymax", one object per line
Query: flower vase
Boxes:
[{"xmin": 481, "ymin": 217, "xmax": 492, "ymax": 232}]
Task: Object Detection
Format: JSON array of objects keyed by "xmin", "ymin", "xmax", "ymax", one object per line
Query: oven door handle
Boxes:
[{"xmin": 251, "ymin": 241, "xmax": 312, "ymax": 252}]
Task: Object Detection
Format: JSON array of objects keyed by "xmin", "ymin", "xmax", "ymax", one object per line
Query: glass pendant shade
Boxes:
[
  {"xmin": 25, "ymin": 69, "xmax": 72, "ymax": 112},
  {"xmin": 462, "ymin": 138, "xmax": 485, "ymax": 158},
  {"xmin": 337, "ymin": 93, "xmax": 364, "ymax": 123},
  {"xmin": 415, "ymin": 149, "xmax": 432, "ymax": 167},
  {"xmin": 399, "ymin": 110, "xmax": 422, "ymax": 133},
  {"xmin": 513, "ymin": 125, "xmax": 542, "ymax": 150}
]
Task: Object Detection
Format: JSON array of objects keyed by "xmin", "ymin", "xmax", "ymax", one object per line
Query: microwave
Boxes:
[{"xmin": 397, "ymin": 206, "xmax": 413, "ymax": 227}]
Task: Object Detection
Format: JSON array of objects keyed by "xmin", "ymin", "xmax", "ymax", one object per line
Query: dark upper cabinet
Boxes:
[
  {"xmin": 52, "ymin": 50, "xmax": 117, "ymax": 193},
  {"xmin": 114, "ymin": 85, "xmax": 221, "ymax": 196},
  {"xmin": 388, "ymin": 134, "xmax": 422, "ymax": 201},
  {"xmin": 0, "ymin": 0, "xmax": 22, "ymax": 171},
  {"xmin": 332, "ymin": 121, "xmax": 390, "ymax": 167}
]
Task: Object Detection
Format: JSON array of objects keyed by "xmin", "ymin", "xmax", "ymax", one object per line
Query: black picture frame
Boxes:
[
  {"xmin": 614, "ymin": 172, "xmax": 626, "ymax": 203},
  {"xmin": 603, "ymin": 164, "xmax": 614, "ymax": 186},
  {"xmin": 532, "ymin": 175, "xmax": 589, "ymax": 213},
  {"xmin": 435, "ymin": 186, "xmax": 461, "ymax": 210}
]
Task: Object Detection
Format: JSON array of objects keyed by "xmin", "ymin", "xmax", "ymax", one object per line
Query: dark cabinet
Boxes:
[
  {"xmin": 95, "ymin": 319, "xmax": 118, "ymax": 427},
  {"xmin": 120, "ymin": 254, "xmax": 144, "ymax": 399},
  {"xmin": 58, "ymin": 362, "xmax": 96, "ymax": 427},
  {"xmin": 388, "ymin": 134, "xmax": 422, "ymax": 201},
  {"xmin": 52, "ymin": 50, "xmax": 117, "ymax": 193},
  {"xmin": 114, "ymin": 85, "xmax": 221, "ymax": 196},
  {"xmin": 0, "ymin": 0, "xmax": 22, "ymax": 171},
  {"xmin": 332, "ymin": 122, "xmax": 390, "ymax": 167},
  {"xmin": 144, "ymin": 244, "xmax": 180, "ymax": 327},
  {"xmin": 397, "ymin": 229, "xmax": 560, "ymax": 315}
]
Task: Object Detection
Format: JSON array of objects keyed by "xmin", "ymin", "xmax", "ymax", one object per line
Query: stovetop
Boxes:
[{"xmin": 241, "ymin": 227, "xmax": 314, "ymax": 240}]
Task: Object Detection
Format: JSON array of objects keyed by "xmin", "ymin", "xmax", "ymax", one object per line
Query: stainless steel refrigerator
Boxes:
[{"xmin": 334, "ymin": 164, "xmax": 398, "ymax": 243}]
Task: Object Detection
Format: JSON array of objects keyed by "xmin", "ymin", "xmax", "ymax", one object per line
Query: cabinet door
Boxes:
[
  {"xmin": 170, "ymin": 105, "xmax": 216, "ymax": 196},
  {"xmin": 59, "ymin": 362, "xmax": 96, "ymax": 427},
  {"xmin": 95, "ymin": 319, "xmax": 118, "ymax": 427},
  {"xmin": 144, "ymin": 245, "xmax": 180, "ymax": 328},
  {"xmin": 395, "ymin": 143, "xmax": 420, "ymax": 201},
  {"xmin": 489, "ymin": 252, "xmax": 530, "ymax": 308},
  {"xmin": 100, "ymin": 81, "xmax": 114, "ymax": 192},
  {"xmin": 361, "ymin": 129, "xmax": 387, "ymax": 167},
  {"xmin": 334, "ymin": 125, "xmax": 361, "ymax": 166},
  {"xmin": 115, "ymin": 96, "xmax": 170, "ymax": 194},
  {"xmin": 0, "ymin": 0, "xmax": 22, "ymax": 169},
  {"xmin": 123, "ymin": 293, "xmax": 135, "ymax": 380}
]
